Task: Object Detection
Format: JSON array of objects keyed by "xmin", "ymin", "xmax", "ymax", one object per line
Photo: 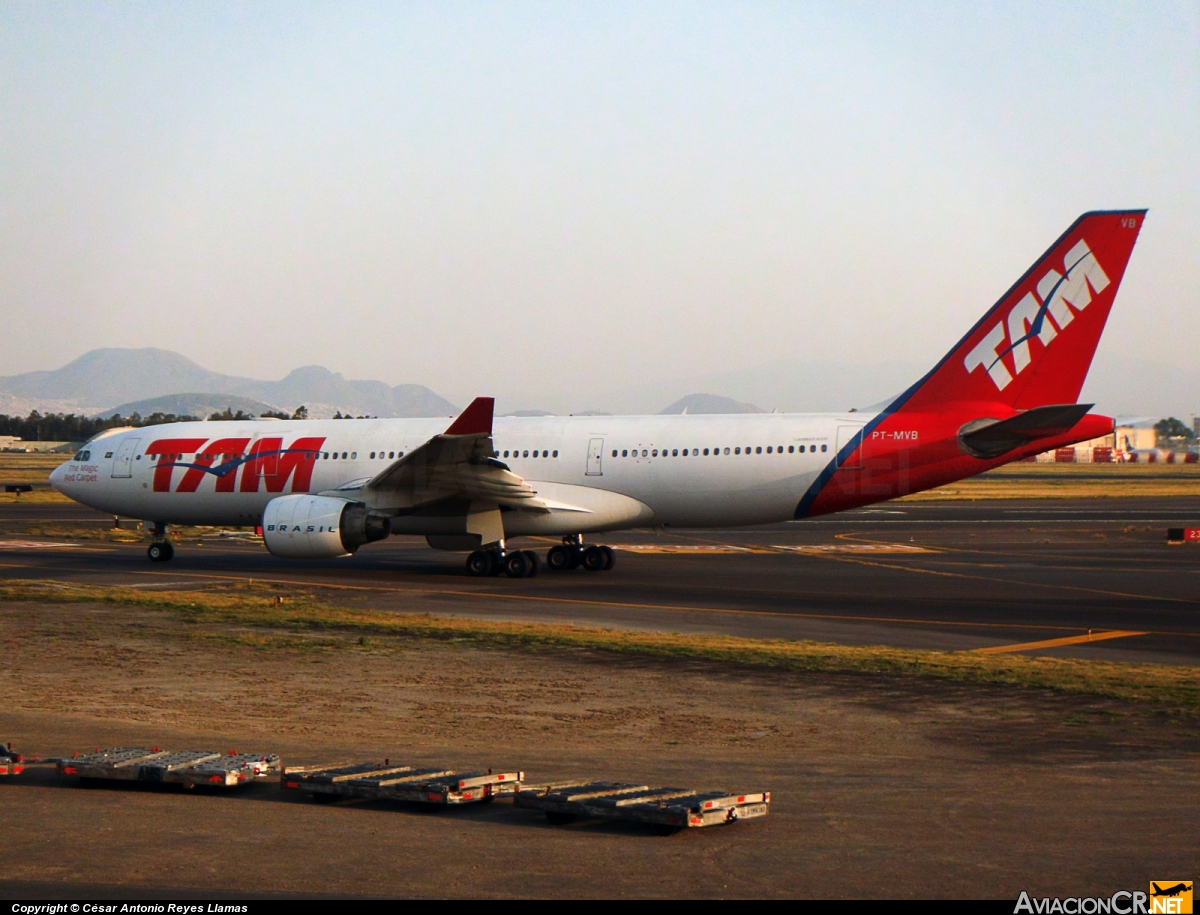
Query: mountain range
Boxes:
[
  {"xmin": 0, "ymin": 349, "xmax": 460, "ymax": 419},
  {"xmin": 0, "ymin": 347, "xmax": 1193, "ymax": 423}
]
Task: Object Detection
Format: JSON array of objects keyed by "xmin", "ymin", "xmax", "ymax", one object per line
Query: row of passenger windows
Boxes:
[
  {"xmin": 613, "ymin": 444, "xmax": 828, "ymax": 458},
  {"xmin": 501, "ymin": 449, "xmax": 559, "ymax": 459},
  {"xmin": 146, "ymin": 450, "xmax": 405, "ymax": 462}
]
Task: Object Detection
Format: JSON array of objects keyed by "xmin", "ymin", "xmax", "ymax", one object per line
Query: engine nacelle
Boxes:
[{"xmin": 262, "ymin": 495, "xmax": 390, "ymax": 559}]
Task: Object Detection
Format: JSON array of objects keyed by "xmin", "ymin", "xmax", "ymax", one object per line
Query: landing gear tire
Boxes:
[
  {"xmin": 466, "ymin": 550, "xmax": 494, "ymax": 577},
  {"xmin": 522, "ymin": 550, "xmax": 539, "ymax": 577},
  {"xmin": 147, "ymin": 542, "xmax": 174, "ymax": 563},
  {"xmin": 546, "ymin": 545, "xmax": 572, "ymax": 571},
  {"xmin": 503, "ymin": 551, "xmax": 530, "ymax": 578},
  {"xmin": 581, "ymin": 545, "xmax": 606, "ymax": 572},
  {"xmin": 600, "ymin": 545, "xmax": 616, "ymax": 571}
]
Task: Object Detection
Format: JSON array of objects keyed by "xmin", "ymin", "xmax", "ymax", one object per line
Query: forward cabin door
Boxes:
[
  {"xmin": 111, "ymin": 438, "xmax": 139, "ymax": 478},
  {"xmin": 586, "ymin": 438, "xmax": 604, "ymax": 476}
]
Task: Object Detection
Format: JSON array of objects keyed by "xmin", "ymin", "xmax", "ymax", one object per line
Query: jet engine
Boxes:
[{"xmin": 262, "ymin": 494, "xmax": 390, "ymax": 559}]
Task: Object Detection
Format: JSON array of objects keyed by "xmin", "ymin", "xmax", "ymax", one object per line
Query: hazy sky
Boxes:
[{"xmin": 2, "ymin": 1, "xmax": 1196, "ymax": 406}]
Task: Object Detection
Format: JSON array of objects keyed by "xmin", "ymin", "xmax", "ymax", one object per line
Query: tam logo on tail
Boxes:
[{"xmin": 964, "ymin": 238, "xmax": 1110, "ymax": 391}]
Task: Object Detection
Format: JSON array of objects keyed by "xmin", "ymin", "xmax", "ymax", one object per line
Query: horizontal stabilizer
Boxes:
[{"xmin": 958, "ymin": 403, "xmax": 1095, "ymax": 459}]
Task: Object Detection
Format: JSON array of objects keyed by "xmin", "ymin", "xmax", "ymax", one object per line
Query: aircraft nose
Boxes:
[{"xmin": 49, "ymin": 462, "xmax": 67, "ymax": 493}]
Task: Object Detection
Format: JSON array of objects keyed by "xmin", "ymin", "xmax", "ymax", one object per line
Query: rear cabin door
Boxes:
[
  {"xmin": 111, "ymin": 438, "xmax": 139, "ymax": 478},
  {"xmin": 586, "ymin": 438, "xmax": 604, "ymax": 476},
  {"xmin": 836, "ymin": 424, "xmax": 864, "ymax": 470}
]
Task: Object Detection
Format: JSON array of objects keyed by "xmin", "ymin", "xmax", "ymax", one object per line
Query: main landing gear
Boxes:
[
  {"xmin": 545, "ymin": 535, "xmax": 615, "ymax": 573},
  {"xmin": 466, "ymin": 541, "xmax": 541, "ymax": 579},
  {"xmin": 146, "ymin": 522, "xmax": 174, "ymax": 563}
]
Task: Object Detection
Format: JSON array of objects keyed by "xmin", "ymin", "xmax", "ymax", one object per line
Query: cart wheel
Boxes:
[
  {"xmin": 652, "ymin": 824, "xmax": 683, "ymax": 837},
  {"xmin": 545, "ymin": 811, "xmax": 577, "ymax": 826}
]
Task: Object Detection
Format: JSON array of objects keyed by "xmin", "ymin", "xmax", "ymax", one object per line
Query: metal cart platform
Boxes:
[
  {"xmin": 56, "ymin": 747, "xmax": 281, "ymax": 787},
  {"xmin": 282, "ymin": 760, "xmax": 523, "ymax": 805},
  {"xmin": 515, "ymin": 781, "xmax": 770, "ymax": 834}
]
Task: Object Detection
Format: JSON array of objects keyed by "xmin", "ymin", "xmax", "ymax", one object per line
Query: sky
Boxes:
[{"xmin": 1, "ymin": 1, "xmax": 1197, "ymax": 411}]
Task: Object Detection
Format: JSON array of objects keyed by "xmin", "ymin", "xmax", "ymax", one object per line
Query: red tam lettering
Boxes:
[
  {"xmin": 144, "ymin": 439, "xmax": 208, "ymax": 492},
  {"xmin": 240, "ymin": 436, "xmax": 325, "ymax": 493},
  {"xmin": 176, "ymin": 438, "xmax": 250, "ymax": 493}
]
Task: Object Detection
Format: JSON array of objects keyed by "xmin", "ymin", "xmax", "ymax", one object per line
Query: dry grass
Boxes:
[
  {"xmin": 1, "ymin": 578, "xmax": 1196, "ymax": 712},
  {"xmin": 900, "ymin": 462, "xmax": 1200, "ymax": 501}
]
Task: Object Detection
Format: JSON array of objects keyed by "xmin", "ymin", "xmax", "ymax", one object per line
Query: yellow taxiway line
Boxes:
[{"xmin": 972, "ymin": 629, "xmax": 1148, "ymax": 655}]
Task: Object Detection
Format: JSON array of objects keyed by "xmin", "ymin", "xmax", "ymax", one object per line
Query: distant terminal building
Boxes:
[{"xmin": 1029, "ymin": 417, "xmax": 1197, "ymax": 463}]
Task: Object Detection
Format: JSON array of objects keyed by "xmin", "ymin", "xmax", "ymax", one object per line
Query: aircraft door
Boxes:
[
  {"xmin": 836, "ymin": 424, "xmax": 864, "ymax": 469},
  {"xmin": 111, "ymin": 438, "xmax": 139, "ymax": 478},
  {"xmin": 586, "ymin": 438, "xmax": 604, "ymax": 476}
]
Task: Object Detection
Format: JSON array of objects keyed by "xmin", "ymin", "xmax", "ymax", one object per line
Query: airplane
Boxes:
[
  {"xmin": 1151, "ymin": 883, "xmax": 1192, "ymax": 898},
  {"xmin": 51, "ymin": 209, "xmax": 1146, "ymax": 578}
]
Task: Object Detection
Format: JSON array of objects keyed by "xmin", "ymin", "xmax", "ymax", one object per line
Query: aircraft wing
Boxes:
[{"xmin": 357, "ymin": 397, "xmax": 549, "ymax": 512}]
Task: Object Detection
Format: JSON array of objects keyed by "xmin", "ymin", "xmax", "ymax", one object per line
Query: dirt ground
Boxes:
[{"xmin": 2, "ymin": 600, "xmax": 1198, "ymax": 899}]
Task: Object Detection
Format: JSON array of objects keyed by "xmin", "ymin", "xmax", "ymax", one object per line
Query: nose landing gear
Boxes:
[
  {"xmin": 146, "ymin": 522, "xmax": 174, "ymax": 562},
  {"xmin": 546, "ymin": 536, "xmax": 615, "ymax": 573}
]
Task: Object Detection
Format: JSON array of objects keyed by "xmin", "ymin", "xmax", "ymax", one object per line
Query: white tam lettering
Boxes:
[
  {"xmin": 963, "ymin": 323, "xmax": 1012, "ymax": 390},
  {"xmin": 1006, "ymin": 292, "xmax": 1056, "ymax": 373},
  {"xmin": 1038, "ymin": 239, "xmax": 1110, "ymax": 332}
]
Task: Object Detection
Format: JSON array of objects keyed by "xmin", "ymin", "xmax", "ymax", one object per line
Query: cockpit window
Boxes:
[{"xmin": 73, "ymin": 450, "xmax": 91, "ymax": 461}]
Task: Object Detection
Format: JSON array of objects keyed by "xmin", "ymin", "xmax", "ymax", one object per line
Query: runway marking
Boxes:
[
  {"xmin": 616, "ymin": 544, "xmax": 765, "ymax": 554},
  {"xmin": 771, "ymin": 543, "xmax": 933, "ymax": 554},
  {"xmin": 973, "ymin": 630, "xmax": 1148, "ymax": 655},
  {"xmin": 0, "ymin": 540, "xmax": 77, "ymax": 549},
  {"xmin": 816, "ymin": 552, "xmax": 1200, "ymax": 606}
]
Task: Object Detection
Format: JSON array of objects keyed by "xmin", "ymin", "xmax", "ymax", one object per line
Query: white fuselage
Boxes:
[{"xmin": 51, "ymin": 412, "xmax": 864, "ymax": 533}]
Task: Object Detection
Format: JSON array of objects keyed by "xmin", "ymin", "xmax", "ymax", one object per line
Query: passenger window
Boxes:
[
  {"xmin": 612, "ymin": 450, "xmax": 617, "ymax": 458},
  {"xmin": 821, "ymin": 444, "xmax": 828, "ymax": 452},
  {"xmin": 642, "ymin": 449, "xmax": 648, "ymax": 457},
  {"xmin": 669, "ymin": 449, "xmax": 676, "ymax": 456},
  {"xmin": 351, "ymin": 452, "xmax": 356, "ymax": 459},
  {"xmin": 105, "ymin": 452, "xmax": 113, "ymax": 459},
  {"xmin": 523, "ymin": 450, "xmax": 529, "ymax": 458},
  {"xmin": 652, "ymin": 449, "xmax": 658, "ymax": 457},
  {"xmin": 398, "ymin": 451, "xmax": 404, "ymax": 458},
  {"xmin": 622, "ymin": 450, "xmax": 628, "ymax": 457},
  {"xmin": 734, "ymin": 447, "xmax": 741, "ymax": 454},
  {"xmin": 756, "ymin": 446, "xmax": 762, "ymax": 454},
  {"xmin": 553, "ymin": 450, "xmax": 559, "ymax": 457},
  {"xmin": 332, "ymin": 453, "xmax": 337, "ymax": 460},
  {"xmin": 723, "ymin": 447, "xmax": 730, "ymax": 455},
  {"xmin": 323, "ymin": 452, "xmax": 329, "ymax": 459},
  {"xmin": 370, "ymin": 452, "xmax": 376, "ymax": 459},
  {"xmin": 766, "ymin": 446, "xmax": 773, "ymax": 454},
  {"xmin": 533, "ymin": 450, "xmax": 539, "ymax": 458}
]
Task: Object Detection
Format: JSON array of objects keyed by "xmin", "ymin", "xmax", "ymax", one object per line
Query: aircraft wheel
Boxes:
[
  {"xmin": 503, "ymin": 551, "xmax": 530, "ymax": 578},
  {"xmin": 600, "ymin": 545, "xmax": 616, "ymax": 571},
  {"xmin": 567, "ymin": 548, "xmax": 582, "ymax": 570},
  {"xmin": 581, "ymin": 545, "xmax": 606, "ymax": 572},
  {"xmin": 522, "ymin": 550, "xmax": 539, "ymax": 577},
  {"xmin": 546, "ymin": 545, "xmax": 571, "ymax": 571},
  {"xmin": 466, "ymin": 550, "xmax": 494, "ymax": 577},
  {"xmin": 147, "ymin": 542, "xmax": 174, "ymax": 563}
]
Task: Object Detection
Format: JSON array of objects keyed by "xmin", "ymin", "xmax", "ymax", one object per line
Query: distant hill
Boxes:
[
  {"xmin": 0, "ymin": 348, "xmax": 459, "ymax": 418},
  {"xmin": 100, "ymin": 393, "xmax": 286, "ymax": 420},
  {"xmin": 659, "ymin": 393, "xmax": 766, "ymax": 415}
]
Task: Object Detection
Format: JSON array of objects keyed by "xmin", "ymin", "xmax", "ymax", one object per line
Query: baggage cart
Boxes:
[
  {"xmin": 282, "ymin": 760, "xmax": 523, "ymax": 806},
  {"xmin": 56, "ymin": 747, "xmax": 281, "ymax": 787},
  {"xmin": 515, "ymin": 780, "xmax": 770, "ymax": 835}
]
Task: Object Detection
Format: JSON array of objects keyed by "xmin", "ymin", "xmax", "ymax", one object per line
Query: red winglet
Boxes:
[{"xmin": 444, "ymin": 397, "xmax": 494, "ymax": 436}]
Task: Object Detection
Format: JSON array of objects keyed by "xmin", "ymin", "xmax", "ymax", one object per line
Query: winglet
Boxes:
[{"xmin": 444, "ymin": 397, "xmax": 494, "ymax": 435}]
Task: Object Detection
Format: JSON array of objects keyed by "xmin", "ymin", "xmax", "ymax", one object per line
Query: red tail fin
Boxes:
[{"xmin": 899, "ymin": 210, "xmax": 1145, "ymax": 413}]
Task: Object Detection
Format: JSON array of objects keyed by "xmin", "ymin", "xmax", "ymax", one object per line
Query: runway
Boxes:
[{"xmin": 2, "ymin": 496, "xmax": 1199, "ymax": 664}]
